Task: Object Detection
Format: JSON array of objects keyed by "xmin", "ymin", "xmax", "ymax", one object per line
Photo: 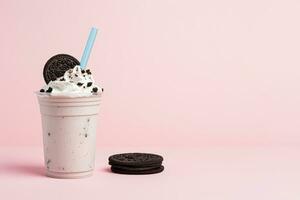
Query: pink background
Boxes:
[
  {"xmin": 1, "ymin": 1, "xmax": 300, "ymax": 199},
  {"xmin": 1, "ymin": 0, "xmax": 300, "ymax": 147}
]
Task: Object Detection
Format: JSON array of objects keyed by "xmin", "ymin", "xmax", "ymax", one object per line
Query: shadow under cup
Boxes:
[{"xmin": 36, "ymin": 94, "xmax": 101, "ymax": 179}]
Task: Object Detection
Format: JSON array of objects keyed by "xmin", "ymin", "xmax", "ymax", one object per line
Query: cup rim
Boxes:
[{"xmin": 35, "ymin": 91, "xmax": 102, "ymax": 99}]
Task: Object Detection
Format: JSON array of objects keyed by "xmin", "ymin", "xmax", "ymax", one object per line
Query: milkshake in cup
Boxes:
[
  {"xmin": 37, "ymin": 28, "xmax": 103, "ymax": 178},
  {"xmin": 37, "ymin": 94, "xmax": 101, "ymax": 178}
]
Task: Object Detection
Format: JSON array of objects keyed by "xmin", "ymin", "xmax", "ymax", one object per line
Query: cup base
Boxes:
[{"xmin": 46, "ymin": 170, "xmax": 93, "ymax": 179}]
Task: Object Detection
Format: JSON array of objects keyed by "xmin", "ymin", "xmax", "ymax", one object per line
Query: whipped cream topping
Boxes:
[{"xmin": 39, "ymin": 66, "xmax": 103, "ymax": 97}]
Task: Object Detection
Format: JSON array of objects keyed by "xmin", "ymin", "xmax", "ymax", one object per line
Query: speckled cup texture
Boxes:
[{"xmin": 37, "ymin": 94, "xmax": 101, "ymax": 178}]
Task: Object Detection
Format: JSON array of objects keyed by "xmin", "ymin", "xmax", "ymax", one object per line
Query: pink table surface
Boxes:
[{"xmin": 1, "ymin": 146, "xmax": 299, "ymax": 199}]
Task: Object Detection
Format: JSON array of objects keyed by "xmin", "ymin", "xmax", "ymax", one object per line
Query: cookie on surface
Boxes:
[
  {"xmin": 108, "ymin": 153, "xmax": 164, "ymax": 175},
  {"xmin": 111, "ymin": 165, "xmax": 164, "ymax": 175}
]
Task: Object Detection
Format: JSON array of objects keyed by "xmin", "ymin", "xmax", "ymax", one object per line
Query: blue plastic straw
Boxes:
[{"xmin": 80, "ymin": 27, "xmax": 98, "ymax": 69}]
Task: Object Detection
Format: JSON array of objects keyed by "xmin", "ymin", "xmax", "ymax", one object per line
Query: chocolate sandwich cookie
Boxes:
[
  {"xmin": 111, "ymin": 165, "xmax": 164, "ymax": 175},
  {"xmin": 109, "ymin": 153, "xmax": 163, "ymax": 167},
  {"xmin": 43, "ymin": 54, "xmax": 80, "ymax": 84},
  {"xmin": 108, "ymin": 153, "xmax": 164, "ymax": 175}
]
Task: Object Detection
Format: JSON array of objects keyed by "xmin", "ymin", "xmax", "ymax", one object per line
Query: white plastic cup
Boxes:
[{"xmin": 37, "ymin": 94, "xmax": 101, "ymax": 178}]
